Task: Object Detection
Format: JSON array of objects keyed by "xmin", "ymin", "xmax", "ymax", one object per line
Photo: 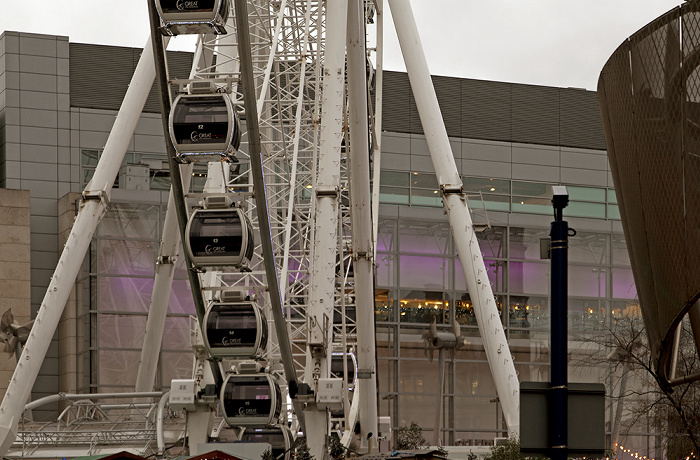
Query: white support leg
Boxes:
[
  {"xmin": 0, "ymin": 35, "xmax": 161, "ymax": 455},
  {"xmin": 304, "ymin": 0, "xmax": 348, "ymax": 457},
  {"xmin": 134, "ymin": 164, "xmax": 192, "ymax": 393},
  {"xmin": 387, "ymin": 0, "xmax": 520, "ymax": 437},
  {"xmin": 347, "ymin": 0, "xmax": 379, "ymax": 450}
]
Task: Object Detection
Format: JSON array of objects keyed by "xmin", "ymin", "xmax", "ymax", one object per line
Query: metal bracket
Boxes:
[
  {"xmin": 81, "ymin": 190, "xmax": 109, "ymax": 207},
  {"xmin": 315, "ymin": 186, "xmax": 339, "ymax": 197},
  {"xmin": 156, "ymin": 255, "xmax": 175, "ymax": 265},
  {"xmin": 357, "ymin": 369, "xmax": 374, "ymax": 379},
  {"xmin": 353, "ymin": 251, "xmax": 372, "ymax": 262},
  {"xmin": 440, "ymin": 184, "xmax": 463, "ymax": 195}
]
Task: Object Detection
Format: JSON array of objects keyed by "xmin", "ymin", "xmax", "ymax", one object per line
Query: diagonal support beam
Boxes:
[{"xmin": 387, "ymin": 0, "xmax": 520, "ymax": 437}]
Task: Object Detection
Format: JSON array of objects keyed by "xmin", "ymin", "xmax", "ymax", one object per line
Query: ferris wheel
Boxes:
[{"xmin": 0, "ymin": 1, "xmax": 521, "ymax": 458}]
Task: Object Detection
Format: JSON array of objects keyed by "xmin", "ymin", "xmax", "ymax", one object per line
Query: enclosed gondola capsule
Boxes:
[
  {"xmin": 239, "ymin": 425, "xmax": 293, "ymax": 460},
  {"xmin": 221, "ymin": 373, "xmax": 282, "ymax": 427},
  {"xmin": 155, "ymin": 0, "xmax": 230, "ymax": 36},
  {"xmin": 185, "ymin": 204, "xmax": 254, "ymax": 269},
  {"xmin": 169, "ymin": 91, "xmax": 242, "ymax": 163},
  {"xmin": 331, "ymin": 351, "xmax": 357, "ymax": 389},
  {"xmin": 203, "ymin": 301, "xmax": 268, "ymax": 359}
]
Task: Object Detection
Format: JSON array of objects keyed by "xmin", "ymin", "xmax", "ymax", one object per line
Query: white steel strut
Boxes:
[
  {"xmin": 347, "ymin": 0, "xmax": 379, "ymax": 450},
  {"xmin": 304, "ymin": 0, "xmax": 348, "ymax": 457},
  {"xmin": 387, "ymin": 0, "xmax": 520, "ymax": 437}
]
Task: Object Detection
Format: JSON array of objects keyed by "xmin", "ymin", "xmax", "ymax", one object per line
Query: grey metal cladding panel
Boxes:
[
  {"xmin": 559, "ymin": 89, "xmax": 607, "ymax": 150},
  {"xmin": 70, "ymin": 43, "xmax": 193, "ymax": 113},
  {"xmin": 144, "ymin": 49, "xmax": 194, "ymax": 113},
  {"xmin": 461, "ymin": 79, "xmax": 511, "ymax": 141},
  {"xmin": 433, "ymin": 75, "xmax": 462, "ymax": 138},
  {"xmin": 70, "ymin": 43, "xmax": 134, "ymax": 111},
  {"xmin": 382, "ymin": 71, "xmax": 412, "ymax": 134},
  {"xmin": 511, "ymin": 83, "xmax": 560, "ymax": 145}
]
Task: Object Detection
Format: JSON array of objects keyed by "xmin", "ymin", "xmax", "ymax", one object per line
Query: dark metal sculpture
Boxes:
[{"xmin": 598, "ymin": 0, "xmax": 700, "ymax": 386}]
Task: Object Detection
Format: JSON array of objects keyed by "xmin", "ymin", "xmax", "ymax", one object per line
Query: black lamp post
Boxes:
[{"xmin": 550, "ymin": 186, "xmax": 570, "ymax": 460}]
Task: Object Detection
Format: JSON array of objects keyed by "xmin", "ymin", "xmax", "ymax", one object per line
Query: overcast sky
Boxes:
[{"xmin": 0, "ymin": 1, "xmax": 685, "ymax": 90}]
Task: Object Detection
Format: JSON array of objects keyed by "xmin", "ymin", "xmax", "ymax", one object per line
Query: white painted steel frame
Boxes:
[
  {"xmin": 347, "ymin": 0, "xmax": 379, "ymax": 449},
  {"xmin": 387, "ymin": 0, "xmax": 520, "ymax": 437},
  {"xmin": 304, "ymin": 0, "xmax": 348, "ymax": 457}
]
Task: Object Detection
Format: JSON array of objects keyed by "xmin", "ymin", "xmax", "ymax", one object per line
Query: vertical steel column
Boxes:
[
  {"xmin": 550, "ymin": 188, "xmax": 569, "ymax": 460},
  {"xmin": 233, "ymin": 0, "xmax": 305, "ymax": 431},
  {"xmin": 347, "ymin": 0, "xmax": 379, "ymax": 450},
  {"xmin": 387, "ymin": 0, "xmax": 520, "ymax": 436},
  {"xmin": 304, "ymin": 0, "xmax": 348, "ymax": 457},
  {"xmin": 433, "ymin": 348, "xmax": 446, "ymax": 446},
  {"xmin": 371, "ymin": 0, "xmax": 384, "ymax": 261}
]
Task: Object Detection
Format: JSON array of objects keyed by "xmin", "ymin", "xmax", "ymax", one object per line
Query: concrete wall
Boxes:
[{"xmin": 0, "ymin": 188, "xmax": 31, "ymax": 398}]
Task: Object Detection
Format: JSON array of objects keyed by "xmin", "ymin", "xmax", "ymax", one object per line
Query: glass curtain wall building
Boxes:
[{"xmin": 0, "ymin": 33, "xmax": 654, "ymax": 454}]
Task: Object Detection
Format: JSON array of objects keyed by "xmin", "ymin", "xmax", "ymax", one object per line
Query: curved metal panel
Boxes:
[{"xmin": 598, "ymin": 1, "xmax": 700, "ymax": 383}]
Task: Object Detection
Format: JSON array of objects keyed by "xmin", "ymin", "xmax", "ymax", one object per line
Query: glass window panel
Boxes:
[
  {"xmin": 567, "ymin": 186, "xmax": 606, "ymax": 202},
  {"xmin": 98, "ymin": 277, "xmax": 153, "ymax": 312},
  {"xmin": 567, "ymin": 201, "xmax": 606, "ymax": 218},
  {"xmin": 608, "ymin": 204, "xmax": 621, "ymax": 220},
  {"xmin": 399, "ymin": 222, "xmax": 449, "ymax": 255},
  {"xmin": 467, "ymin": 194, "xmax": 511, "ymax": 212},
  {"xmin": 511, "ymin": 196, "xmax": 551, "ymax": 214},
  {"xmin": 97, "ymin": 239, "xmax": 156, "ymax": 276},
  {"xmin": 377, "ymin": 356, "xmax": 397, "ymax": 400},
  {"xmin": 99, "ymin": 350, "xmax": 140, "ymax": 388},
  {"xmin": 509, "ymin": 227, "xmax": 550, "ymax": 260},
  {"xmin": 410, "ymin": 189, "xmax": 442, "ymax": 207},
  {"xmin": 514, "ymin": 361, "xmax": 549, "ymax": 385},
  {"xmin": 375, "ymin": 289, "xmax": 395, "ymax": 322},
  {"xmin": 410, "ymin": 172, "xmax": 439, "ymax": 189},
  {"xmin": 512, "ymin": 181, "xmax": 551, "ymax": 198},
  {"xmin": 611, "ymin": 300, "xmax": 643, "ymax": 320},
  {"xmin": 455, "ymin": 361, "xmax": 497, "ymax": 398},
  {"xmin": 161, "ymin": 351, "xmax": 195, "ymax": 388},
  {"xmin": 98, "ymin": 203, "xmax": 160, "ymax": 239},
  {"xmin": 377, "ymin": 219, "xmax": 395, "ymax": 252},
  {"xmin": 151, "ymin": 175, "xmax": 171, "ymax": 190},
  {"xmin": 379, "ymin": 186, "xmax": 409, "ymax": 205},
  {"xmin": 511, "ymin": 295, "xmax": 548, "ymax": 331},
  {"xmin": 462, "ymin": 177, "xmax": 510, "ymax": 195},
  {"xmin": 454, "ymin": 293, "xmax": 507, "ymax": 331},
  {"xmin": 162, "ymin": 316, "xmax": 193, "ymax": 350},
  {"xmin": 569, "ymin": 364, "xmax": 608, "ymax": 384},
  {"xmin": 81, "ymin": 149, "xmax": 100, "ymax": 167},
  {"xmin": 455, "ymin": 257, "xmax": 505, "ymax": 292},
  {"xmin": 568, "ymin": 265, "xmax": 606, "ymax": 298},
  {"xmin": 82, "ymin": 168, "xmax": 95, "ymax": 187},
  {"xmin": 607, "ymin": 188, "xmax": 618, "ymax": 204},
  {"xmin": 509, "ymin": 261, "xmax": 549, "ymax": 295},
  {"xmin": 612, "ymin": 267, "xmax": 637, "ymax": 299},
  {"xmin": 169, "ymin": 279, "xmax": 196, "ymax": 314},
  {"xmin": 568, "ymin": 232, "xmax": 608, "ymax": 265},
  {"xmin": 99, "ymin": 314, "xmax": 147, "ymax": 348},
  {"xmin": 611, "ymin": 234, "xmax": 630, "ymax": 267},
  {"xmin": 569, "ymin": 298, "xmax": 608, "ymax": 331},
  {"xmin": 376, "ymin": 254, "xmax": 395, "ymax": 287},
  {"xmin": 399, "ymin": 255, "xmax": 449, "ymax": 290},
  {"xmin": 397, "ymin": 394, "xmax": 441, "ymax": 428},
  {"xmin": 399, "ymin": 358, "xmax": 440, "ymax": 394},
  {"xmin": 454, "ymin": 293, "xmax": 477, "ymax": 327},
  {"xmin": 399, "ymin": 290, "xmax": 447, "ymax": 324},
  {"xmin": 380, "ymin": 170, "xmax": 409, "ymax": 187},
  {"xmin": 478, "ymin": 227, "xmax": 507, "ymax": 258}
]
